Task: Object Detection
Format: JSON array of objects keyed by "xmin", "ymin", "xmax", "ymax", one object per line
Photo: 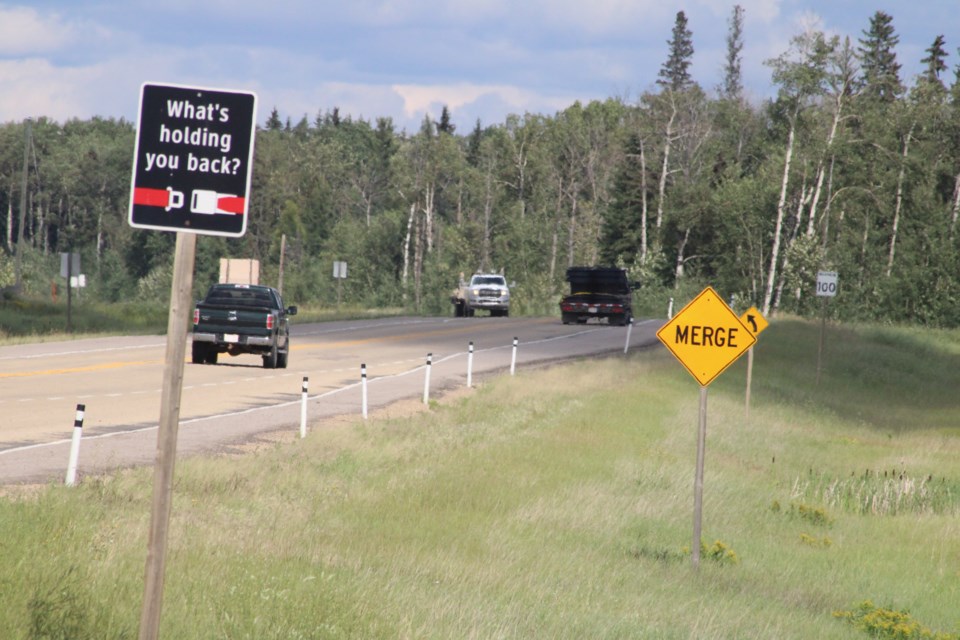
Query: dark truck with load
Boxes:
[
  {"xmin": 191, "ymin": 283, "xmax": 297, "ymax": 368},
  {"xmin": 559, "ymin": 266, "xmax": 634, "ymax": 326}
]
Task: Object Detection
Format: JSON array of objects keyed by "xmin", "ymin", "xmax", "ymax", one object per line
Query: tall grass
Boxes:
[
  {"xmin": 0, "ymin": 294, "xmax": 405, "ymax": 344},
  {"xmin": 0, "ymin": 296, "xmax": 170, "ymax": 341},
  {"xmin": 2, "ymin": 319, "xmax": 960, "ymax": 638}
]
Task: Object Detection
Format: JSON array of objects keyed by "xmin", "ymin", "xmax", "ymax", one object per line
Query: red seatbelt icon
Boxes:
[
  {"xmin": 132, "ymin": 187, "xmax": 244, "ymax": 215},
  {"xmin": 133, "ymin": 187, "xmax": 184, "ymax": 211}
]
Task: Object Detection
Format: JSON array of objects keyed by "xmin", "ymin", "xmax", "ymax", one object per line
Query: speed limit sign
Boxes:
[{"xmin": 816, "ymin": 271, "xmax": 838, "ymax": 297}]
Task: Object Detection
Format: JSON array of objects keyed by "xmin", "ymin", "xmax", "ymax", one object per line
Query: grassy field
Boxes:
[{"xmin": 1, "ymin": 318, "xmax": 959, "ymax": 639}]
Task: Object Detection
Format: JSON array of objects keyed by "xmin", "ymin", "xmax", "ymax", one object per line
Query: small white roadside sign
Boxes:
[{"xmin": 816, "ymin": 271, "xmax": 838, "ymax": 297}]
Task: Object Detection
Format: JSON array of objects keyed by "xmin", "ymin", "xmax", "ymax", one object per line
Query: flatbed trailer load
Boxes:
[{"xmin": 559, "ymin": 266, "xmax": 633, "ymax": 326}]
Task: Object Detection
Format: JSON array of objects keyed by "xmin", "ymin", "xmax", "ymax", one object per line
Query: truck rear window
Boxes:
[{"xmin": 206, "ymin": 290, "xmax": 274, "ymax": 307}]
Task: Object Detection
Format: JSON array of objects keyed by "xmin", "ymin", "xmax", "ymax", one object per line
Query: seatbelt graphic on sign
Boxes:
[
  {"xmin": 190, "ymin": 189, "xmax": 245, "ymax": 215},
  {"xmin": 132, "ymin": 187, "xmax": 244, "ymax": 215},
  {"xmin": 133, "ymin": 187, "xmax": 184, "ymax": 211}
]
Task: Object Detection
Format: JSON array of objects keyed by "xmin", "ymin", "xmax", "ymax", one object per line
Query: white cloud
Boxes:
[
  {"xmin": 0, "ymin": 0, "xmax": 951, "ymax": 130},
  {"xmin": 393, "ymin": 82, "xmax": 554, "ymax": 118},
  {"xmin": 0, "ymin": 6, "xmax": 76, "ymax": 55},
  {"xmin": 258, "ymin": 81, "xmax": 573, "ymax": 133},
  {"xmin": 0, "ymin": 58, "xmax": 95, "ymax": 121}
]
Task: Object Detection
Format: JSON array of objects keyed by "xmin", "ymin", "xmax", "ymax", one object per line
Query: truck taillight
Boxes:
[
  {"xmin": 266, "ymin": 314, "xmax": 274, "ymax": 330},
  {"xmin": 193, "ymin": 308, "xmax": 199, "ymax": 325}
]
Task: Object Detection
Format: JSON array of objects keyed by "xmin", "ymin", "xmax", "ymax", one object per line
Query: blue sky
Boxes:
[{"xmin": 1, "ymin": 1, "xmax": 958, "ymax": 133}]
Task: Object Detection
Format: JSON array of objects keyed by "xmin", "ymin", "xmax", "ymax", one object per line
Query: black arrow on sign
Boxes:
[{"xmin": 745, "ymin": 314, "xmax": 758, "ymax": 333}]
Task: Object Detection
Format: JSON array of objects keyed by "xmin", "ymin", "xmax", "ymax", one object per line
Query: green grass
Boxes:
[
  {"xmin": 0, "ymin": 296, "xmax": 171, "ymax": 341},
  {"xmin": 0, "ymin": 294, "xmax": 405, "ymax": 344},
  {"xmin": 2, "ymin": 319, "xmax": 960, "ymax": 638}
]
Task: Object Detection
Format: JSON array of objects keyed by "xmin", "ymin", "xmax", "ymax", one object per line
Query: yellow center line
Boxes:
[
  {"xmin": 291, "ymin": 320, "xmax": 551, "ymax": 351},
  {"xmin": 0, "ymin": 318, "xmax": 556, "ymax": 377},
  {"xmin": 0, "ymin": 360, "xmax": 163, "ymax": 379}
]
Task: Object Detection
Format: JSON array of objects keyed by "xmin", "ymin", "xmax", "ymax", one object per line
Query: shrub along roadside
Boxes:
[{"xmin": 0, "ymin": 293, "xmax": 405, "ymax": 344}]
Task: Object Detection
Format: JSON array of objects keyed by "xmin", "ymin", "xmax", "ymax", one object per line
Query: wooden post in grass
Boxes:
[
  {"xmin": 691, "ymin": 386, "xmax": 707, "ymax": 569},
  {"xmin": 139, "ymin": 232, "xmax": 196, "ymax": 640},
  {"xmin": 816, "ymin": 298, "xmax": 826, "ymax": 386},
  {"xmin": 655, "ymin": 287, "xmax": 756, "ymax": 571},
  {"xmin": 814, "ymin": 271, "xmax": 838, "ymax": 385}
]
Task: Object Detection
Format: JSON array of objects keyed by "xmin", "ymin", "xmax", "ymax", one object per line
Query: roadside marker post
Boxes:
[
  {"xmin": 423, "ymin": 353, "xmax": 432, "ymax": 405},
  {"xmin": 656, "ymin": 286, "xmax": 756, "ymax": 569},
  {"xmin": 739, "ymin": 307, "xmax": 769, "ymax": 421},
  {"xmin": 510, "ymin": 337, "xmax": 518, "ymax": 375},
  {"xmin": 132, "ymin": 83, "xmax": 257, "ymax": 640},
  {"xmin": 624, "ymin": 318, "xmax": 633, "ymax": 354},
  {"xmin": 815, "ymin": 271, "xmax": 838, "ymax": 385},
  {"xmin": 140, "ymin": 232, "xmax": 197, "ymax": 640},
  {"xmin": 361, "ymin": 364, "xmax": 368, "ymax": 419},
  {"xmin": 65, "ymin": 403, "xmax": 85, "ymax": 486},
  {"xmin": 467, "ymin": 341, "xmax": 474, "ymax": 388},
  {"xmin": 300, "ymin": 377, "xmax": 308, "ymax": 439}
]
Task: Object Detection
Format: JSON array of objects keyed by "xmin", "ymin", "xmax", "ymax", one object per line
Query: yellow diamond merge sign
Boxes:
[{"xmin": 656, "ymin": 286, "xmax": 756, "ymax": 386}]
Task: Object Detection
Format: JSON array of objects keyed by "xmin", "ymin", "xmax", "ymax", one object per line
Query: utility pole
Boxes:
[
  {"xmin": 14, "ymin": 117, "xmax": 31, "ymax": 291},
  {"xmin": 277, "ymin": 233, "xmax": 286, "ymax": 295}
]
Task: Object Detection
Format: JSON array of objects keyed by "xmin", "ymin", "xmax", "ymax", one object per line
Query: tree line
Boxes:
[{"xmin": 3, "ymin": 8, "xmax": 960, "ymax": 325}]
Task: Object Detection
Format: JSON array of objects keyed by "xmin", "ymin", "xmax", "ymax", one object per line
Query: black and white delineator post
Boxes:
[
  {"xmin": 300, "ymin": 377, "xmax": 309, "ymax": 439},
  {"xmin": 65, "ymin": 403, "xmax": 85, "ymax": 486},
  {"xmin": 624, "ymin": 318, "xmax": 633, "ymax": 354},
  {"xmin": 361, "ymin": 363, "xmax": 368, "ymax": 419},
  {"xmin": 467, "ymin": 341, "xmax": 474, "ymax": 388},
  {"xmin": 423, "ymin": 353, "xmax": 432, "ymax": 405},
  {"xmin": 510, "ymin": 337, "xmax": 518, "ymax": 375}
]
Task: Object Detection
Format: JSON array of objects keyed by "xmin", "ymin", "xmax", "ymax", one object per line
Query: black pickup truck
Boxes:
[
  {"xmin": 191, "ymin": 283, "xmax": 297, "ymax": 368},
  {"xmin": 559, "ymin": 266, "xmax": 634, "ymax": 326}
]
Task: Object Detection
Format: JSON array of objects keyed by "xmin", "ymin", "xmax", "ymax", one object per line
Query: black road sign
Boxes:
[{"xmin": 129, "ymin": 83, "xmax": 257, "ymax": 237}]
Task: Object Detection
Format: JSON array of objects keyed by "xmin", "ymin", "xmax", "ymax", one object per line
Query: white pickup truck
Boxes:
[{"xmin": 451, "ymin": 273, "xmax": 511, "ymax": 317}]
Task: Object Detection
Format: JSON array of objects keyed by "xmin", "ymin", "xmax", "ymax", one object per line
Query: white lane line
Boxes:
[
  {"xmin": 0, "ymin": 342, "xmax": 166, "ymax": 362},
  {"xmin": 0, "ymin": 322, "xmax": 656, "ymax": 457}
]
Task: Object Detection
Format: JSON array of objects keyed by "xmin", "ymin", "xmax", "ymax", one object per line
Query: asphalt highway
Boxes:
[{"xmin": 0, "ymin": 315, "xmax": 663, "ymax": 485}]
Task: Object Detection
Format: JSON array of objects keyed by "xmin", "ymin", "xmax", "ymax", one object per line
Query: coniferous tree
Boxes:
[
  {"xmin": 858, "ymin": 11, "xmax": 903, "ymax": 102},
  {"xmin": 467, "ymin": 119, "xmax": 483, "ymax": 167},
  {"xmin": 602, "ymin": 132, "xmax": 649, "ymax": 265},
  {"xmin": 438, "ymin": 106, "xmax": 456, "ymax": 135},
  {"xmin": 657, "ymin": 11, "xmax": 695, "ymax": 92},
  {"xmin": 950, "ymin": 49, "xmax": 960, "ymax": 104},
  {"xmin": 919, "ymin": 35, "xmax": 949, "ymax": 92},
  {"xmin": 265, "ymin": 107, "xmax": 283, "ymax": 130},
  {"xmin": 720, "ymin": 5, "xmax": 745, "ymax": 100}
]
